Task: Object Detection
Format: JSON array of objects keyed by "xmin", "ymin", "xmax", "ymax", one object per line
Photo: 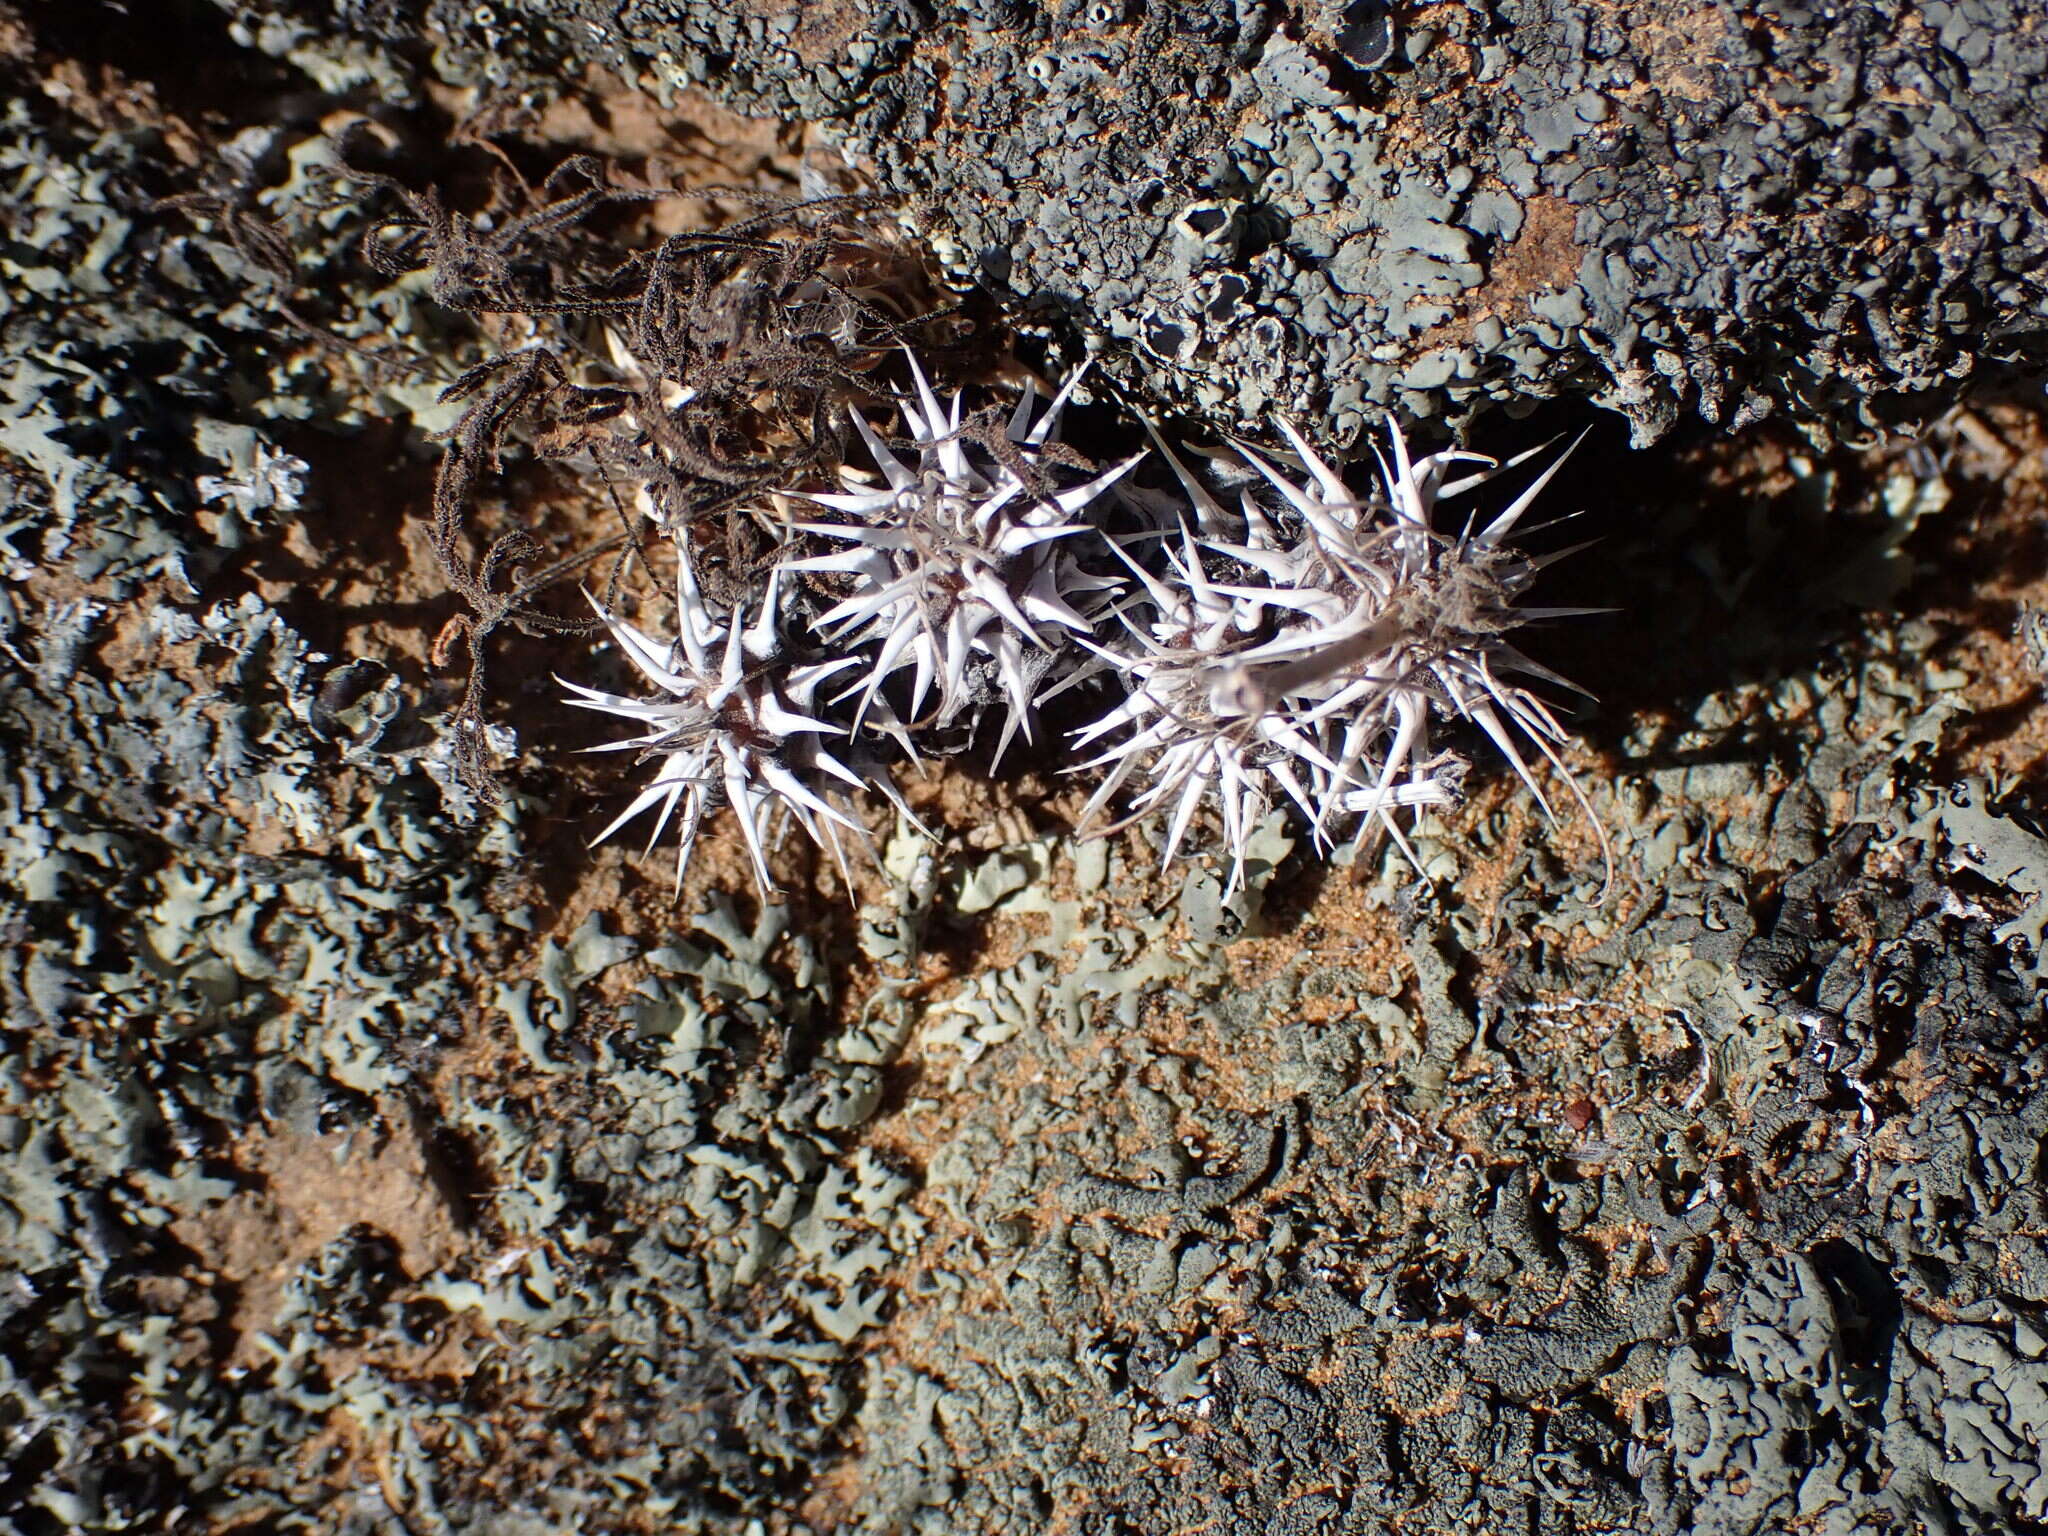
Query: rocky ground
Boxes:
[{"xmin": 4, "ymin": 4, "xmax": 2048, "ymax": 1535}]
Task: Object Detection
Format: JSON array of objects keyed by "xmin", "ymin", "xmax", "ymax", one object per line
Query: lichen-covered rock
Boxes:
[
  {"xmin": 11, "ymin": 5, "xmax": 2048, "ymax": 1535},
  {"xmin": 229, "ymin": 0, "xmax": 2048, "ymax": 445},
  {"xmin": 825, "ymin": 639, "xmax": 2048, "ymax": 1536}
]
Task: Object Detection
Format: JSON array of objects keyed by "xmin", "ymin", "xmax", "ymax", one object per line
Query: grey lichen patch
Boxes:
[
  {"xmin": 917, "ymin": 834, "xmax": 1207, "ymax": 1076},
  {"xmin": 1888, "ymin": 775, "xmax": 2048, "ymax": 965},
  {"xmin": 357, "ymin": 0, "xmax": 2048, "ymax": 446},
  {"xmin": 1885, "ymin": 1308, "xmax": 2048, "ymax": 1527},
  {"xmin": 0, "ymin": 27, "xmax": 661, "ymax": 1524}
]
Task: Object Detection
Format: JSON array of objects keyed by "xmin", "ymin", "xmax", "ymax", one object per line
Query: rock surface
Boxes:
[
  {"xmin": 259, "ymin": 0, "xmax": 2048, "ymax": 444},
  {"xmin": 5, "ymin": 4, "xmax": 2048, "ymax": 1535}
]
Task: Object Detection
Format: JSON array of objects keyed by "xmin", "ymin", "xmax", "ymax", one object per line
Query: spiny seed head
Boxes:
[
  {"xmin": 1071, "ymin": 415, "xmax": 1607, "ymax": 893},
  {"xmin": 1071, "ymin": 526, "xmax": 1346, "ymax": 888},
  {"xmin": 560, "ymin": 550, "xmax": 885, "ymax": 895},
  {"xmin": 776, "ymin": 348, "xmax": 1140, "ymax": 761}
]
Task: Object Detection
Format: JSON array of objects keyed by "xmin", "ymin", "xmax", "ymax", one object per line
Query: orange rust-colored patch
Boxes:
[
  {"xmin": 1405, "ymin": 192, "xmax": 1585, "ymax": 359},
  {"xmin": 734, "ymin": 0, "xmax": 874, "ymax": 67},
  {"xmin": 1481, "ymin": 193, "xmax": 1584, "ymax": 309},
  {"xmin": 168, "ymin": 1103, "xmax": 470, "ymax": 1369},
  {"xmin": 528, "ymin": 68, "xmax": 810, "ymax": 238},
  {"xmin": 1627, "ymin": 5, "xmax": 1743, "ymax": 104}
]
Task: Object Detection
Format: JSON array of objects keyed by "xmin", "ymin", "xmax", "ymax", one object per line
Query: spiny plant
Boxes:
[
  {"xmin": 369, "ymin": 150, "xmax": 1604, "ymax": 897},
  {"xmin": 551, "ymin": 368, "xmax": 1604, "ymax": 897},
  {"xmin": 776, "ymin": 351, "xmax": 1142, "ymax": 763},
  {"xmin": 1136, "ymin": 418, "xmax": 1611, "ymax": 892},
  {"xmin": 560, "ymin": 555, "xmax": 888, "ymax": 893}
]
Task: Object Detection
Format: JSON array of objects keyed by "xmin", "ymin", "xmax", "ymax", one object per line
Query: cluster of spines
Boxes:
[{"xmin": 566, "ymin": 350, "xmax": 1602, "ymax": 895}]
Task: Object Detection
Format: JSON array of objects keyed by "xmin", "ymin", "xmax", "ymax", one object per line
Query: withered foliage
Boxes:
[{"xmin": 344, "ymin": 145, "xmax": 982, "ymax": 793}]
